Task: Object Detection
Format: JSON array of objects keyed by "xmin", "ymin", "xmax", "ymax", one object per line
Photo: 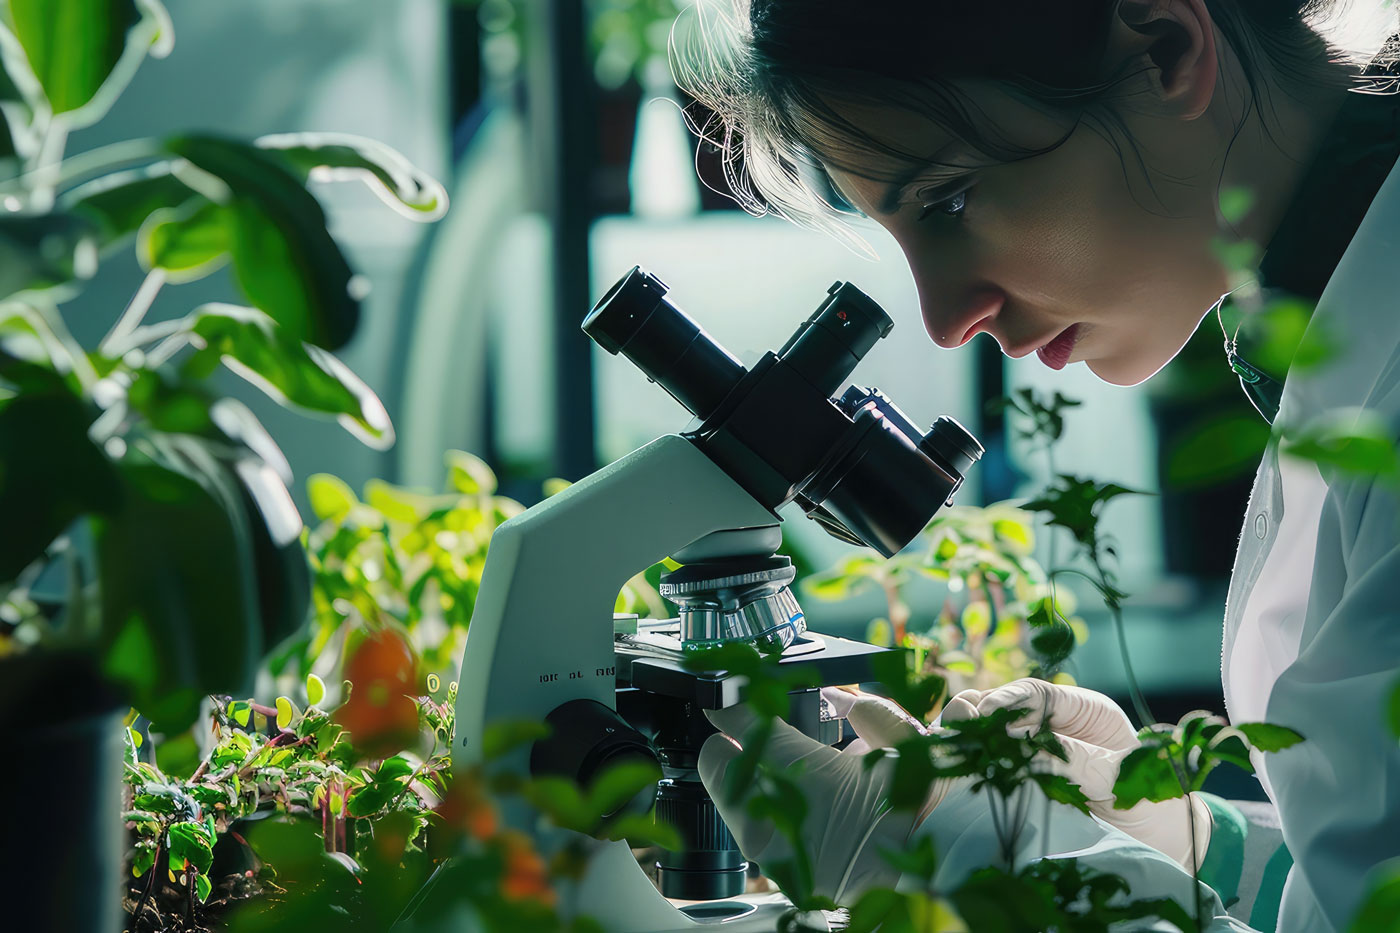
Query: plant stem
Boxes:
[
  {"xmin": 185, "ymin": 865, "xmax": 195, "ymax": 928},
  {"xmin": 133, "ymin": 834, "xmax": 163, "ymax": 932},
  {"xmin": 144, "ymin": 332, "xmax": 193, "ymax": 368},
  {"xmin": 987, "ymin": 792, "xmax": 1010, "ymax": 870},
  {"xmin": 2, "ymin": 137, "xmax": 165, "ymax": 199},
  {"xmin": 111, "ymin": 317, "xmax": 186, "ymax": 354},
  {"xmin": 25, "ymin": 119, "xmax": 68, "ymax": 211},
  {"xmin": 1091, "ymin": 553, "xmax": 1155, "ymax": 728},
  {"xmin": 101, "ymin": 268, "xmax": 167, "ymax": 355}
]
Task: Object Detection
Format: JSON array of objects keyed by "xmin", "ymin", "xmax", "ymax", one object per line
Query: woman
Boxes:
[{"xmin": 681, "ymin": 2, "xmax": 1400, "ymax": 930}]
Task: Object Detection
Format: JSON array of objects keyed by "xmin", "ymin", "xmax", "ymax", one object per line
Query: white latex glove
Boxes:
[
  {"xmin": 696, "ymin": 688, "xmax": 970, "ymax": 904},
  {"xmin": 941, "ymin": 678, "xmax": 1212, "ymax": 871}
]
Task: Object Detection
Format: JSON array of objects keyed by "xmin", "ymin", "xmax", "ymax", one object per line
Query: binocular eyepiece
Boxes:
[{"xmin": 583, "ymin": 266, "xmax": 982, "ymax": 557}]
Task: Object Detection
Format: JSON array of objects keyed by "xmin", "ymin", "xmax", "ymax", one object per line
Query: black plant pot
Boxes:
[{"xmin": 0, "ymin": 653, "xmax": 124, "ymax": 933}]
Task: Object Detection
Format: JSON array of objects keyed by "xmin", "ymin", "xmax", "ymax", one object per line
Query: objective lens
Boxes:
[{"xmin": 582, "ymin": 266, "xmax": 746, "ymax": 421}]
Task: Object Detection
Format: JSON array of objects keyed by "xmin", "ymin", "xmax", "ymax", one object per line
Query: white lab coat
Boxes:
[{"xmin": 1221, "ymin": 153, "xmax": 1400, "ymax": 931}]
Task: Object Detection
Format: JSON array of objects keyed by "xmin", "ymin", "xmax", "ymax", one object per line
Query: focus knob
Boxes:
[{"xmin": 529, "ymin": 699, "xmax": 661, "ymax": 824}]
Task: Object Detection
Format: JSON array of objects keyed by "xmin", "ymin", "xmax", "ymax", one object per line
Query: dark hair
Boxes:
[{"xmin": 673, "ymin": 0, "xmax": 1397, "ymax": 249}]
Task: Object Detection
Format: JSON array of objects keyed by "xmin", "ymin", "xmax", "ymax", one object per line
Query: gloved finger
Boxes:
[
  {"xmin": 819, "ymin": 685, "xmax": 860, "ymax": 719},
  {"xmin": 842, "ymin": 692, "xmax": 928, "ymax": 750},
  {"xmin": 843, "ymin": 737, "xmax": 872, "ymax": 756},
  {"xmin": 704, "ymin": 704, "xmax": 761, "ymax": 741},
  {"xmin": 975, "ymin": 678, "xmax": 1138, "ymax": 749},
  {"xmin": 936, "ymin": 688, "xmax": 984, "ymax": 726},
  {"xmin": 697, "ymin": 731, "xmax": 781, "ymax": 861},
  {"xmin": 1030, "ymin": 731, "xmax": 1124, "ymax": 804},
  {"xmin": 705, "ymin": 707, "xmax": 850, "ymax": 773}
]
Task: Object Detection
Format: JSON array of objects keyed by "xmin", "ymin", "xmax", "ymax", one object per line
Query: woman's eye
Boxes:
[{"xmin": 916, "ymin": 188, "xmax": 968, "ymax": 222}]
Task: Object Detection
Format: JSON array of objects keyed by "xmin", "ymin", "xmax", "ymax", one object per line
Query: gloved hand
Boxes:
[
  {"xmin": 696, "ymin": 688, "xmax": 975, "ymax": 904},
  {"xmin": 941, "ymin": 678, "xmax": 1212, "ymax": 871}
]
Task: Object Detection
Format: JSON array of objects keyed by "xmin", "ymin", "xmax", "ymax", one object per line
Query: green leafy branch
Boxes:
[
  {"xmin": 1112, "ymin": 711, "xmax": 1305, "ymax": 809},
  {"xmin": 298, "ymin": 455, "xmax": 525, "ymax": 682}
]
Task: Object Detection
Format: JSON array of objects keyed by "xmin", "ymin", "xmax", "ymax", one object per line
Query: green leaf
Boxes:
[
  {"xmin": 1348, "ymin": 858, "xmax": 1400, "ymax": 933},
  {"xmin": 1236, "ymin": 722, "xmax": 1305, "ymax": 753},
  {"xmin": 542, "ymin": 477, "xmax": 572, "ymax": 498},
  {"xmin": 104, "ymin": 613, "xmax": 158, "ymax": 693},
  {"xmin": 0, "ymin": 211, "xmax": 99, "ymax": 297},
  {"xmin": 376, "ymin": 755, "xmax": 415, "ymax": 780},
  {"xmin": 1030, "ymin": 621, "xmax": 1075, "ymax": 668},
  {"xmin": 1022, "ymin": 475, "xmax": 1147, "ymax": 552},
  {"xmin": 194, "ymin": 872, "xmax": 212, "ymax": 903},
  {"xmin": 602, "ymin": 813, "xmax": 682, "ymax": 850},
  {"xmin": 1031, "ymin": 771, "xmax": 1092, "ymax": 816},
  {"xmin": 721, "ymin": 718, "xmax": 770, "ymax": 805},
  {"xmin": 1218, "ymin": 186, "xmax": 1255, "ymax": 225},
  {"xmin": 886, "ymin": 736, "xmax": 939, "ymax": 811},
  {"xmin": 227, "ymin": 454, "xmax": 311, "ymax": 653},
  {"xmin": 1166, "ymin": 413, "xmax": 1272, "ymax": 490},
  {"xmin": 523, "ymin": 777, "xmax": 592, "ymax": 831},
  {"xmin": 991, "ymin": 516, "xmax": 1033, "ymax": 552},
  {"xmin": 1111, "ymin": 744, "xmax": 1186, "ymax": 810},
  {"xmin": 445, "ymin": 449, "xmax": 497, "ymax": 495},
  {"xmin": 681, "ymin": 641, "xmax": 765, "ymax": 677},
  {"xmin": 166, "ymin": 821, "xmax": 214, "ymax": 875},
  {"xmin": 0, "ymin": 369, "xmax": 122, "ymax": 579},
  {"xmin": 133, "ymin": 785, "xmax": 183, "ymax": 815},
  {"xmin": 64, "ymin": 162, "xmax": 197, "ymax": 250},
  {"xmin": 363, "ymin": 478, "xmax": 426, "ymax": 523},
  {"xmin": 877, "ymin": 832, "xmax": 939, "ymax": 883},
  {"xmin": 870, "ymin": 649, "xmax": 945, "ymax": 722},
  {"xmin": 586, "ymin": 758, "xmax": 661, "ymax": 819},
  {"xmin": 95, "ymin": 453, "xmax": 260, "ymax": 732},
  {"xmin": 132, "ymin": 842, "xmax": 156, "ymax": 878},
  {"xmin": 255, "ymin": 132, "xmax": 448, "ymax": 220},
  {"xmin": 138, "ymin": 198, "xmax": 230, "ymax": 282},
  {"xmin": 227, "ymin": 699, "xmax": 252, "ymax": 728},
  {"xmin": 126, "ymin": 369, "xmax": 214, "ymax": 434},
  {"xmin": 182, "ymin": 304, "xmax": 392, "ymax": 447},
  {"xmin": 7, "ymin": 0, "xmax": 168, "ymax": 120},
  {"xmin": 306, "ymin": 672, "xmax": 326, "ymax": 707},
  {"xmin": 480, "ymin": 719, "xmax": 551, "ymax": 760},
  {"xmin": 1388, "ymin": 677, "xmax": 1400, "ymax": 741},
  {"xmin": 1279, "ymin": 410, "xmax": 1400, "ymax": 482},
  {"xmin": 275, "ymin": 696, "xmax": 296, "ymax": 730},
  {"xmin": 345, "ymin": 780, "xmax": 399, "ymax": 818},
  {"xmin": 845, "ymin": 888, "xmax": 907, "ymax": 933},
  {"xmin": 307, "ymin": 473, "xmax": 356, "ymax": 523},
  {"xmin": 164, "ymin": 134, "xmax": 360, "ymax": 350},
  {"xmin": 245, "ymin": 818, "xmax": 324, "ymax": 875},
  {"xmin": 154, "ymin": 730, "xmax": 201, "ymax": 780}
]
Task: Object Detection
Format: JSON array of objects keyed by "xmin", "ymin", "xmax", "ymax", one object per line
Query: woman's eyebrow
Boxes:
[
  {"xmin": 877, "ymin": 156, "xmax": 973, "ymax": 214},
  {"xmin": 825, "ymin": 143, "xmax": 974, "ymax": 216}
]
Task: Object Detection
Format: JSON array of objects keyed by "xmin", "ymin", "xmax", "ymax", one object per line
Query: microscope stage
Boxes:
[{"xmin": 615, "ymin": 631, "xmax": 898, "ymax": 708}]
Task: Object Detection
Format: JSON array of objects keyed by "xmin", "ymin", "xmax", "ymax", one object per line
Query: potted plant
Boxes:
[{"xmin": 0, "ymin": 2, "xmax": 445, "ymax": 929}]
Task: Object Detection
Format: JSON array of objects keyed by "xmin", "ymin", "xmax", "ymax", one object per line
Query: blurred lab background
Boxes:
[{"xmin": 81, "ymin": 0, "xmax": 1270, "ymax": 795}]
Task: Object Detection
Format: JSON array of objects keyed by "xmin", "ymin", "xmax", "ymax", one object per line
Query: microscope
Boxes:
[{"xmin": 452, "ymin": 267, "xmax": 982, "ymax": 931}]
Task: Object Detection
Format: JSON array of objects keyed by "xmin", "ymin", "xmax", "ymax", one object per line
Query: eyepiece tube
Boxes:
[
  {"xmin": 778, "ymin": 282, "xmax": 894, "ymax": 395},
  {"xmin": 583, "ymin": 266, "xmax": 746, "ymax": 421}
]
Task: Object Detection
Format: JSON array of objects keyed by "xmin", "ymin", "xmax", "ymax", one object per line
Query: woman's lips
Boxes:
[{"xmin": 1035, "ymin": 323, "xmax": 1082, "ymax": 370}]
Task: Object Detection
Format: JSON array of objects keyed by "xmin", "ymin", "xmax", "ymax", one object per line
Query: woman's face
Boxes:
[{"xmin": 823, "ymin": 84, "xmax": 1234, "ymax": 386}]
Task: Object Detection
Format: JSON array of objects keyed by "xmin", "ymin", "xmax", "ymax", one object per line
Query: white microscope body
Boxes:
[{"xmin": 446, "ymin": 267, "xmax": 982, "ymax": 932}]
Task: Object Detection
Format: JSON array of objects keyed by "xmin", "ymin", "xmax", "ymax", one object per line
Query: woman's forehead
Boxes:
[{"xmin": 809, "ymin": 82, "xmax": 1076, "ymax": 188}]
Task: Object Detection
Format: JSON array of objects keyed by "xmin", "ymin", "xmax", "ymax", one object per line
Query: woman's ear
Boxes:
[{"xmin": 1102, "ymin": 0, "xmax": 1219, "ymax": 120}]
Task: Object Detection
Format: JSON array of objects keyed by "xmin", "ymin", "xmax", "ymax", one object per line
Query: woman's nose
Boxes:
[{"xmin": 922, "ymin": 286, "xmax": 1006, "ymax": 349}]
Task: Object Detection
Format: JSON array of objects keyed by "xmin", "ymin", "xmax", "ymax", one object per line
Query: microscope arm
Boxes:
[{"xmin": 453, "ymin": 434, "xmax": 781, "ymax": 932}]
